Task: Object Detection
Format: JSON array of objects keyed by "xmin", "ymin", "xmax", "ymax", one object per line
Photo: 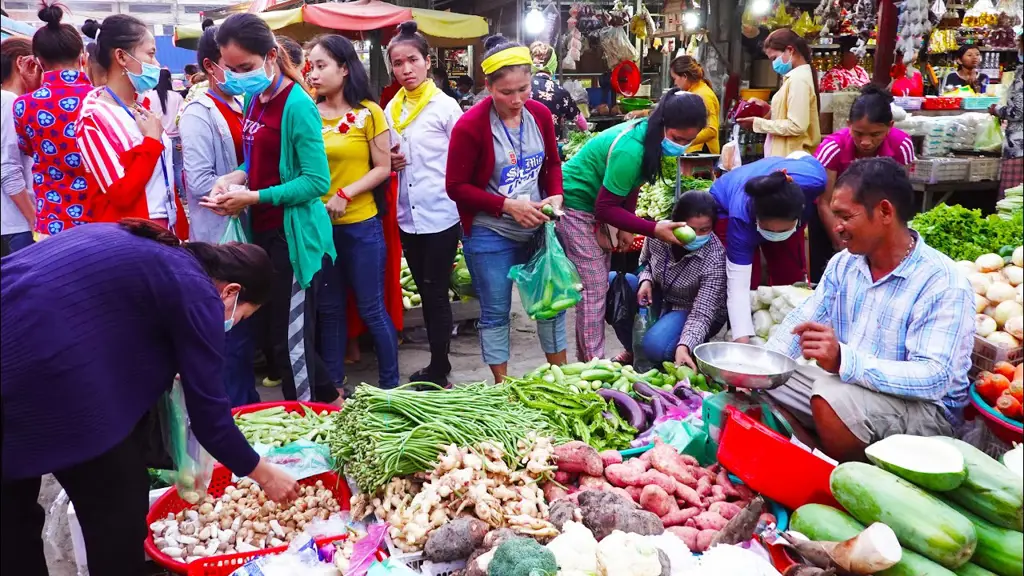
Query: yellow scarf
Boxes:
[{"xmin": 390, "ymin": 79, "xmax": 440, "ymax": 134}]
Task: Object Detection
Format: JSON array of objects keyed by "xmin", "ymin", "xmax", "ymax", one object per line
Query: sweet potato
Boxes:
[
  {"xmin": 734, "ymin": 482, "xmax": 756, "ymax": 501},
  {"xmin": 624, "ymin": 486, "xmax": 643, "ymax": 503},
  {"xmin": 695, "ymin": 476, "xmax": 713, "ymax": 497},
  {"xmin": 599, "ymin": 450, "xmax": 623, "ymax": 466},
  {"xmin": 424, "ymin": 517, "xmax": 489, "ymax": 562},
  {"xmin": 640, "ymin": 485, "xmax": 677, "ymax": 517},
  {"xmin": 716, "ymin": 469, "xmax": 742, "ymax": 499},
  {"xmin": 579, "ymin": 475, "xmax": 611, "ymax": 490},
  {"xmin": 554, "ymin": 441, "xmax": 604, "ymax": 477},
  {"xmin": 553, "ymin": 471, "xmax": 577, "ymax": 485},
  {"xmin": 708, "ymin": 501, "xmax": 743, "ymax": 521},
  {"xmin": 543, "ymin": 482, "xmax": 569, "ymax": 502},
  {"xmin": 661, "ymin": 507, "xmax": 701, "ymax": 527},
  {"xmin": 648, "ymin": 440, "xmax": 698, "ymax": 486},
  {"xmin": 706, "ymin": 485, "xmax": 728, "ymax": 505},
  {"xmin": 695, "ymin": 529, "xmax": 718, "ymax": 552},
  {"xmin": 692, "ymin": 511, "xmax": 729, "ymax": 531},
  {"xmin": 605, "ymin": 463, "xmax": 643, "ymax": 487},
  {"xmin": 638, "ymin": 470, "xmax": 677, "ymax": 494},
  {"xmin": 707, "ymin": 463, "xmax": 720, "ymax": 474},
  {"xmin": 667, "ymin": 526, "xmax": 700, "ymax": 551},
  {"xmin": 679, "ymin": 454, "xmax": 699, "ymax": 466},
  {"xmin": 674, "ymin": 482, "xmax": 702, "ymax": 508}
]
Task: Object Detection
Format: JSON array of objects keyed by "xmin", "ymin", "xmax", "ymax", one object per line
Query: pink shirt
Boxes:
[{"xmin": 814, "ymin": 127, "xmax": 915, "ymax": 176}]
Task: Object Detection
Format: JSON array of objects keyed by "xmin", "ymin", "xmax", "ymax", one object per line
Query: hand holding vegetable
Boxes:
[
  {"xmin": 794, "ymin": 322, "xmax": 841, "ymax": 373},
  {"xmin": 541, "ymin": 195, "xmax": 564, "ymax": 212},
  {"xmin": 503, "ymin": 197, "xmax": 549, "ymax": 228},
  {"xmin": 675, "ymin": 345, "xmax": 697, "ymax": 371},
  {"xmin": 248, "ymin": 458, "xmax": 300, "ymax": 503},
  {"xmin": 653, "ymin": 221, "xmax": 685, "ymax": 246}
]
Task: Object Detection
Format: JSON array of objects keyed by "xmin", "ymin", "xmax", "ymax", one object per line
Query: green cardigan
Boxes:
[{"xmin": 243, "ymin": 85, "xmax": 336, "ymax": 289}]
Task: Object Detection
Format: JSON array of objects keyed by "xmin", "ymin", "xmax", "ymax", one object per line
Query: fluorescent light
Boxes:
[
  {"xmin": 751, "ymin": 0, "xmax": 771, "ymax": 15},
  {"xmin": 684, "ymin": 11, "xmax": 700, "ymax": 30},
  {"xmin": 525, "ymin": 5, "xmax": 545, "ymax": 36}
]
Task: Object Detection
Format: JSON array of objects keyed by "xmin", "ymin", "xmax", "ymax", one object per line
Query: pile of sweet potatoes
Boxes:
[{"xmin": 545, "ymin": 439, "xmax": 774, "ymax": 552}]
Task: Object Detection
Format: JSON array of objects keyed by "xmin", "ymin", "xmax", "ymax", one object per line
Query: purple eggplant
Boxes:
[
  {"xmin": 651, "ymin": 396, "xmax": 665, "ymax": 423},
  {"xmin": 597, "ymin": 389, "xmax": 645, "ymax": 430},
  {"xmin": 631, "ymin": 381, "xmax": 660, "ymax": 402},
  {"xmin": 648, "ymin": 385, "xmax": 684, "ymax": 409}
]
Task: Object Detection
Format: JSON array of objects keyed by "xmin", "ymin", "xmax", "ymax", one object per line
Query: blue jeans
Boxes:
[
  {"xmin": 0, "ymin": 231, "xmax": 33, "ymax": 257},
  {"xmin": 318, "ymin": 217, "xmax": 399, "ymax": 388},
  {"xmin": 223, "ymin": 317, "xmax": 259, "ymax": 407},
  {"xmin": 462, "ymin": 226, "xmax": 566, "ymax": 365},
  {"xmin": 608, "ymin": 272, "xmax": 689, "ymax": 363}
]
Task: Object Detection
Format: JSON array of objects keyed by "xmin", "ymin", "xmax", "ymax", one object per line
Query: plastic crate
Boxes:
[
  {"xmin": 893, "ymin": 96, "xmax": 924, "ymax": 110},
  {"xmin": 962, "ymin": 96, "xmax": 1000, "ymax": 110},
  {"xmin": 145, "ymin": 466, "xmax": 351, "ymax": 573},
  {"xmin": 922, "ymin": 96, "xmax": 962, "ymax": 110},
  {"xmin": 970, "ymin": 334, "xmax": 1024, "ymax": 377},
  {"xmin": 966, "ymin": 157, "xmax": 1002, "ymax": 182},
  {"xmin": 908, "ymin": 157, "xmax": 970, "ymax": 184}
]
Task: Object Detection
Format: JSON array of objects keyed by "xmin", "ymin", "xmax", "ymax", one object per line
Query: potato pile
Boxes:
[{"xmin": 149, "ymin": 479, "xmax": 342, "ymax": 563}]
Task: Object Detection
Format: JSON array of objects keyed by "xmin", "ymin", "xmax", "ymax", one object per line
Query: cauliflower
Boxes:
[
  {"xmin": 546, "ymin": 521, "xmax": 599, "ymax": 575},
  {"xmin": 595, "ymin": 531, "xmax": 663, "ymax": 576}
]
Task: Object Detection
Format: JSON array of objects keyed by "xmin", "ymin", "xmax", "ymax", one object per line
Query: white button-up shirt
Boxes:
[{"xmin": 385, "ymin": 92, "xmax": 462, "ymax": 235}]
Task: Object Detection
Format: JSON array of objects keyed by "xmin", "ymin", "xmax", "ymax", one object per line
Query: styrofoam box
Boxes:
[{"xmin": 66, "ymin": 487, "xmax": 171, "ymax": 575}]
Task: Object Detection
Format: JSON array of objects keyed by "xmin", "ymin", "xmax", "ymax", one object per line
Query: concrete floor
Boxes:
[{"xmin": 40, "ymin": 298, "xmax": 625, "ymax": 575}]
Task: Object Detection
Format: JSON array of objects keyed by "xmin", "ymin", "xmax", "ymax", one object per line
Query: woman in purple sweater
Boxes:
[{"xmin": 0, "ymin": 219, "xmax": 299, "ymax": 575}]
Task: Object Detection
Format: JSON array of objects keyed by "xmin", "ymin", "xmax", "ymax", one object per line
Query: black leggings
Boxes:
[
  {"xmin": 400, "ymin": 224, "xmax": 461, "ymax": 374},
  {"xmin": 253, "ymin": 229, "xmax": 339, "ymax": 403},
  {"xmin": 1, "ymin": 422, "xmax": 150, "ymax": 576}
]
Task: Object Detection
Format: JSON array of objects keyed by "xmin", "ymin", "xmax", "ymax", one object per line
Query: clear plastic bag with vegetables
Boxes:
[
  {"xmin": 509, "ymin": 222, "xmax": 583, "ymax": 320},
  {"xmin": 159, "ymin": 377, "xmax": 215, "ymax": 504}
]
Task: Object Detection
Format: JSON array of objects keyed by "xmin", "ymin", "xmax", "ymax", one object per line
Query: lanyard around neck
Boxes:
[
  {"xmin": 207, "ymin": 90, "xmax": 241, "ymax": 113},
  {"xmin": 104, "ymin": 86, "xmax": 171, "ymax": 196},
  {"xmin": 500, "ymin": 113, "xmax": 525, "ymax": 168},
  {"xmin": 242, "ymin": 75, "xmax": 285, "ymax": 167}
]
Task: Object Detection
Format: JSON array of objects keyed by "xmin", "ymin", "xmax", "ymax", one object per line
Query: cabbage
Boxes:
[
  {"xmin": 750, "ymin": 291, "xmax": 766, "ymax": 311},
  {"xmin": 768, "ymin": 324, "xmax": 779, "ymax": 338},
  {"xmin": 769, "ymin": 298, "xmax": 794, "ymax": 324},
  {"xmin": 756, "ymin": 286, "xmax": 774, "ymax": 306},
  {"xmin": 750, "ymin": 336, "xmax": 767, "ymax": 346},
  {"xmin": 752, "ymin": 310, "xmax": 773, "ymax": 338}
]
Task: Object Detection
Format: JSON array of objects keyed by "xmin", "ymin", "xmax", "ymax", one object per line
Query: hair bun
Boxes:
[
  {"xmin": 81, "ymin": 18, "xmax": 100, "ymax": 39},
  {"xmin": 397, "ymin": 20, "xmax": 419, "ymax": 36},
  {"xmin": 38, "ymin": 2, "xmax": 64, "ymax": 28},
  {"xmin": 744, "ymin": 171, "xmax": 790, "ymax": 198},
  {"xmin": 483, "ymin": 34, "xmax": 509, "ymax": 51},
  {"xmin": 201, "ymin": 17, "xmax": 215, "ymax": 30}
]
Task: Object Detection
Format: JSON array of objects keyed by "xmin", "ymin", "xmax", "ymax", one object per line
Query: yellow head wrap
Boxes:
[{"xmin": 481, "ymin": 46, "xmax": 533, "ymax": 76}]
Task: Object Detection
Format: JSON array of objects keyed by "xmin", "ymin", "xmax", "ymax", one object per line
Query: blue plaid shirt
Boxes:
[{"xmin": 766, "ymin": 233, "xmax": 976, "ymax": 427}]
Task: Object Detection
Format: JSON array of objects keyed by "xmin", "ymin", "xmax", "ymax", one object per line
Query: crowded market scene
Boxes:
[{"xmin": 1, "ymin": 0, "xmax": 1023, "ymax": 572}]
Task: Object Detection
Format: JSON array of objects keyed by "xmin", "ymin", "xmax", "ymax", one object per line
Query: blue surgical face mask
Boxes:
[
  {"xmin": 772, "ymin": 53, "xmax": 794, "ymax": 76},
  {"xmin": 224, "ymin": 57, "xmax": 275, "ymax": 97},
  {"xmin": 661, "ymin": 137, "xmax": 689, "ymax": 157},
  {"xmin": 213, "ymin": 62, "xmax": 244, "ymax": 96},
  {"xmin": 124, "ymin": 52, "xmax": 161, "ymax": 93},
  {"xmin": 757, "ymin": 223, "xmax": 798, "ymax": 242},
  {"xmin": 224, "ymin": 293, "xmax": 239, "ymax": 332},
  {"xmin": 685, "ymin": 234, "xmax": 710, "ymax": 251}
]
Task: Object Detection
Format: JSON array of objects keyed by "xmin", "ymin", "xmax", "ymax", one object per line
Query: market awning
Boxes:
[
  {"xmin": 302, "ymin": 0, "xmax": 411, "ymax": 32},
  {"xmin": 173, "ymin": 7, "xmax": 313, "ymax": 50},
  {"xmin": 410, "ymin": 8, "xmax": 488, "ymax": 47}
]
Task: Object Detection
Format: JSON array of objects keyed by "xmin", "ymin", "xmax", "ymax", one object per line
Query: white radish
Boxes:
[{"xmin": 820, "ymin": 523, "xmax": 904, "ymax": 574}]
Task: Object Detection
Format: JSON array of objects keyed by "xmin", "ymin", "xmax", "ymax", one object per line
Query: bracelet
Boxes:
[{"xmin": 336, "ymin": 188, "xmax": 351, "ymax": 201}]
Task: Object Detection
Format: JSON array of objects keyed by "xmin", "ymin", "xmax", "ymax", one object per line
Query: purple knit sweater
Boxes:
[{"xmin": 0, "ymin": 224, "xmax": 259, "ymax": 479}]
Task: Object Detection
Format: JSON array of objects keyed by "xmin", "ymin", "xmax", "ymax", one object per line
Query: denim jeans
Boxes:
[
  {"xmin": 0, "ymin": 231, "xmax": 33, "ymax": 257},
  {"xmin": 462, "ymin": 225, "xmax": 566, "ymax": 365},
  {"xmin": 318, "ymin": 217, "xmax": 399, "ymax": 388},
  {"xmin": 223, "ymin": 317, "xmax": 259, "ymax": 407},
  {"xmin": 608, "ymin": 272, "xmax": 689, "ymax": 362}
]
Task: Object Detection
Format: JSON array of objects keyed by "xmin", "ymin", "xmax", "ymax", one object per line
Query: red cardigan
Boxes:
[{"xmin": 446, "ymin": 97, "xmax": 564, "ymax": 236}]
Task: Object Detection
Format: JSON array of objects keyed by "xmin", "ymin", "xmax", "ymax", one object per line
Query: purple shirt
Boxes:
[
  {"xmin": 814, "ymin": 127, "xmax": 916, "ymax": 176},
  {"xmin": 1, "ymin": 224, "xmax": 259, "ymax": 479}
]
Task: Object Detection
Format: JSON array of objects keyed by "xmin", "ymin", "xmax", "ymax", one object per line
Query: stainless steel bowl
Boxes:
[{"xmin": 693, "ymin": 342, "xmax": 798, "ymax": 390}]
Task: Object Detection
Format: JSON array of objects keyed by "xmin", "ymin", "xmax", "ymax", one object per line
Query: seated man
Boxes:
[{"xmin": 765, "ymin": 157, "xmax": 975, "ymax": 462}]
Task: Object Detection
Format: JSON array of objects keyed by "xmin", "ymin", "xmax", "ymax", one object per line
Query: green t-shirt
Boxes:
[{"xmin": 562, "ymin": 119, "xmax": 648, "ymax": 213}]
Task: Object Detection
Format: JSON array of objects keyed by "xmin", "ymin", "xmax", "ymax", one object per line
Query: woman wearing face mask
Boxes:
[
  {"xmin": 306, "ymin": 34, "xmax": 397, "ymax": 392},
  {"xmin": 625, "ymin": 56, "xmax": 720, "ymax": 155},
  {"xmin": 709, "ymin": 154, "xmax": 827, "ymax": 343},
  {"xmin": 735, "ymin": 29, "xmax": 821, "ymax": 158},
  {"xmin": 1, "ymin": 37, "xmax": 40, "ymax": 256},
  {"xmin": 200, "ymin": 14, "xmax": 338, "ymax": 405},
  {"xmin": 447, "ymin": 35, "xmax": 567, "ymax": 382},
  {"xmin": 558, "ymin": 89, "xmax": 707, "ymax": 361},
  {"xmin": 77, "ymin": 15, "xmax": 177, "ymax": 230},
  {"xmin": 810, "ymin": 86, "xmax": 914, "ymax": 281},
  {"xmin": 607, "ymin": 191, "xmax": 726, "ymax": 369},
  {"xmin": 13, "ymin": 3, "xmax": 98, "ymax": 239},
  {"xmin": 179, "ymin": 25, "xmax": 257, "ymax": 406},
  {"xmin": 386, "ymin": 21, "xmax": 463, "ymax": 386},
  {"xmin": 0, "ymin": 219, "xmax": 300, "ymax": 575}
]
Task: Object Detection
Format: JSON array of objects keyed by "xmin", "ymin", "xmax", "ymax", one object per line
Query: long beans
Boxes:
[{"xmin": 330, "ymin": 382, "xmax": 565, "ymax": 493}]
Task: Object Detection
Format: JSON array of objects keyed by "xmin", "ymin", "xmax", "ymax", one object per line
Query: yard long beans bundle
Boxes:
[{"xmin": 329, "ymin": 382, "xmax": 565, "ymax": 493}]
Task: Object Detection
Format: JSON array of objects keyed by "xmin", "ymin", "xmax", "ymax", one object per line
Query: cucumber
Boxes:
[
  {"xmin": 550, "ymin": 364, "xmax": 565, "ymax": 385},
  {"xmin": 955, "ymin": 564, "xmax": 999, "ymax": 576},
  {"xmin": 550, "ymin": 297, "xmax": 578, "ymax": 311},
  {"xmin": 560, "ymin": 362, "xmax": 587, "ymax": 375},
  {"xmin": 831, "ymin": 462, "xmax": 977, "ymax": 569},
  {"xmin": 944, "ymin": 501, "xmax": 1024, "ymax": 576},
  {"xmin": 937, "ymin": 437, "xmax": 1024, "ymax": 531},
  {"xmin": 791, "ymin": 504, "xmax": 959, "ymax": 576},
  {"xmin": 580, "ymin": 369, "xmax": 616, "ymax": 382}
]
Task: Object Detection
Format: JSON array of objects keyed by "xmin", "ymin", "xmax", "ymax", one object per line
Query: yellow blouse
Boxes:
[
  {"xmin": 320, "ymin": 100, "xmax": 389, "ymax": 225},
  {"xmin": 687, "ymin": 81, "xmax": 721, "ymax": 154},
  {"xmin": 752, "ymin": 64, "xmax": 821, "ymax": 157}
]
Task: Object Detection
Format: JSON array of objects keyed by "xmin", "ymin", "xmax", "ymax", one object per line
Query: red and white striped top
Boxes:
[{"xmin": 76, "ymin": 87, "xmax": 176, "ymax": 225}]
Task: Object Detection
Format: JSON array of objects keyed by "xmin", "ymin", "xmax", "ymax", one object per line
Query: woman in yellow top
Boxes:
[
  {"xmin": 626, "ymin": 56, "xmax": 719, "ymax": 154},
  {"xmin": 306, "ymin": 34, "xmax": 398, "ymax": 390},
  {"xmin": 735, "ymin": 28, "xmax": 821, "ymax": 157}
]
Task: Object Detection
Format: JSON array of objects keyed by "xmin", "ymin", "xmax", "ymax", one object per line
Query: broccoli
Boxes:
[{"xmin": 487, "ymin": 538, "xmax": 558, "ymax": 576}]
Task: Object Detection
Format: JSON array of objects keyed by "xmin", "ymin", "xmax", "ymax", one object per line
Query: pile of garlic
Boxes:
[{"xmin": 150, "ymin": 479, "xmax": 342, "ymax": 564}]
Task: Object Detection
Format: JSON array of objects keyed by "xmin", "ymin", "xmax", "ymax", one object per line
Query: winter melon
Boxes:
[
  {"xmin": 944, "ymin": 501, "xmax": 1024, "ymax": 576},
  {"xmin": 937, "ymin": 437, "xmax": 1024, "ymax": 531},
  {"xmin": 790, "ymin": 504, "xmax": 958, "ymax": 576},
  {"xmin": 831, "ymin": 462, "xmax": 977, "ymax": 569},
  {"xmin": 865, "ymin": 435, "xmax": 967, "ymax": 491},
  {"xmin": 955, "ymin": 564, "xmax": 999, "ymax": 576},
  {"xmin": 1001, "ymin": 444, "xmax": 1023, "ymax": 480}
]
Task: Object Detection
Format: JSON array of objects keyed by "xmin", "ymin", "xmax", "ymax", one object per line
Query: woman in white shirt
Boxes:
[
  {"xmin": 0, "ymin": 37, "xmax": 39, "ymax": 255},
  {"xmin": 385, "ymin": 21, "xmax": 463, "ymax": 386},
  {"xmin": 149, "ymin": 68, "xmax": 185, "ymax": 199}
]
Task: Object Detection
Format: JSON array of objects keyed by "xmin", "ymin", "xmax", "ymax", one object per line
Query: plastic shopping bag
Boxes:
[
  {"xmin": 219, "ymin": 214, "xmax": 250, "ymax": 244},
  {"xmin": 159, "ymin": 377, "xmax": 215, "ymax": 504},
  {"xmin": 605, "ymin": 271, "xmax": 637, "ymax": 326},
  {"xmin": 975, "ymin": 117, "xmax": 1004, "ymax": 153},
  {"xmin": 450, "ymin": 257, "xmax": 475, "ymax": 300},
  {"xmin": 508, "ymin": 222, "xmax": 582, "ymax": 320}
]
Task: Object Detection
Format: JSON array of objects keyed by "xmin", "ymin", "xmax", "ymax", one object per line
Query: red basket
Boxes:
[
  {"xmin": 966, "ymin": 384, "xmax": 1024, "ymax": 445},
  {"xmin": 922, "ymin": 96, "xmax": 962, "ymax": 110},
  {"xmin": 231, "ymin": 401, "xmax": 341, "ymax": 417},
  {"xmin": 187, "ymin": 534, "xmax": 386, "ymax": 576},
  {"xmin": 717, "ymin": 407, "xmax": 840, "ymax": 511},
  {"xmin": 145, "ymin": 465, "xmax": 351, "ymax": 573}
]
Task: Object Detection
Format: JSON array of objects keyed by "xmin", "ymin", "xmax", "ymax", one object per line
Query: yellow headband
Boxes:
[{"xmin": 481, "ymin": 46, "xmax": 533, "ymax": 76}]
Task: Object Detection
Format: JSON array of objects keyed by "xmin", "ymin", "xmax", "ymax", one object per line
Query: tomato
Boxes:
[
  {"xmin": 993, "ymin": 361, "xmax": 1016, "ymax": 381},
  {"xmin": 996, "ymin": 393, "xmax": 1023, "ymax": 421},
  {"xmin": 1015, "ymin": 364, "xmax": 1023, "ymax": 385},
  {"xmin": 976, "ymin": 372, "xmax": 1006, "ymax": 405},
  {"xmin": 1008, "ymin": 381, "xmax": 1024, "ymax": 404}
]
